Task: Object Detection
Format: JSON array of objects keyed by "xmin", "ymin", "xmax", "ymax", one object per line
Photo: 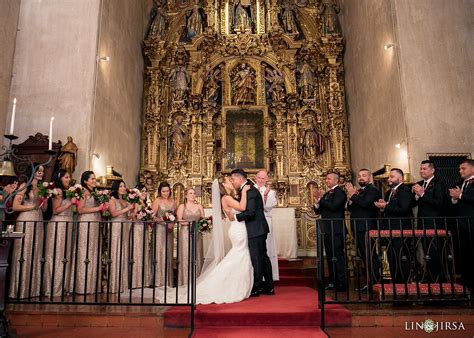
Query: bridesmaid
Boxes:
[
  {"xmin": 176, "ymin": 188, "xmax": 205, "ymax": 286},
  {"xmin": 130, "ymin": 184, "xmax": 150, "ymax": 289},
  {"xmin": 72, "ymin": 171, "xmax": 103, "ymax": 295},
  {"xmin": 44, "ymin": 170, "xmax": 74, "ymax": 297},
  {"xmin": 108, "ymin": 180, "xmax": 134, "ymax": 293},
  {"xmin": 150, "ymin": 182, "xmax": 175, "ymax": 287},
  {"xmin": 9, "ymin": 165, "xmax": 46, "ymax": 299}
]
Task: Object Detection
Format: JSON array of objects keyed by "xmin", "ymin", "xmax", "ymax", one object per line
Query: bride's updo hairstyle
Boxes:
[{"xmin": 217, "ymin": 176, "xmax": 230, "ymax": 197}]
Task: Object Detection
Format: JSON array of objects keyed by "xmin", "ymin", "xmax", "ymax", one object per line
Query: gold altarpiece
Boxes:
[{"xmin": 140, "ymin": 0, "xmax": 351, "ymax": 256}]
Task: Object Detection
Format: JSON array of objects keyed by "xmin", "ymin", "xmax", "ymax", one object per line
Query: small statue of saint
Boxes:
[{"xmin": 58, "ymin": 136, "xmax": 78, "ymax": 174}]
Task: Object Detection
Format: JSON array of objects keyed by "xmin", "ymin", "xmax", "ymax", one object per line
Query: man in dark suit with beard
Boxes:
[
  {"xmin": 232, "ymin": 168, "xmax": 274, "ymax": 296},
  {"xmin": 449, "ymin": 159, "xmax": 474, "ymax": 291},
  {"xmin": 412, "ymin": 160, "xmax": 447, "ymax": 282},
  {"xmin": 346, "ymin": 169, "xmax": 381, "ymax": 291},
  {"xmin": 314, "ymin": 172, "xmax": 347, "ymax": 291},
  {"xmin": 375, "ymin": 168, "xmax": 415, "ymax": 283}
]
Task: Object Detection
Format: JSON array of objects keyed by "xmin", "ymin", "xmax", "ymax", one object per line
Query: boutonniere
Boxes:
[
  {"xmin": 426, "ymin": 181, "xmax": 434, "ymax": 190},
  {"xmin": 467, "ymin": 178, "xmax": 474, "ymax": 185}
]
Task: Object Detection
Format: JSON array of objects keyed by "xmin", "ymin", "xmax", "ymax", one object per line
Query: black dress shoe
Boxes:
[
  {"xmin": 325, "ymin": 283, "xmax": 335, "ymax": 290},
  {"xmin": 261, "ymin": 288, "xmax": 275, "ymax": 295},
  {"xmin": 250, "ymin": 290, "xmax": 260, "ymax": 297}
]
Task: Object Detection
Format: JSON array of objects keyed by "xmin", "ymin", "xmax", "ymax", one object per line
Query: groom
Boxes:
[{"xmin": 231, "ymin": 168, "xmax": 274, "ymax": 296}]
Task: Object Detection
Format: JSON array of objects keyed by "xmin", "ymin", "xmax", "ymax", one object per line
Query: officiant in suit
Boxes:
[
  {"xmin": 313, "ymin": 172, "xmax": 347, "ymax": 291},
  {"xmin": 232, "ymin": 169, "xmax": 274, "ymax": 296}
]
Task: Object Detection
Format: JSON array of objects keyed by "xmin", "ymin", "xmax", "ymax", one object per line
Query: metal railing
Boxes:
[
  {"xmin": 4, "ymin": 220, "xmax": 197, "ymax": 334},
  {"xmin": 316, "ymin": 216, "xmax": 473, "ymax": 330}
]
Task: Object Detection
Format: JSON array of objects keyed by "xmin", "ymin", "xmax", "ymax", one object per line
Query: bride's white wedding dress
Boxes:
[
  {"xmin": 155, "ymin": 209, "xmax": 253, "ymax": 305},
  {"xmin": 194, "ymin": 209, "xmax": 253, "ymax": 304}
]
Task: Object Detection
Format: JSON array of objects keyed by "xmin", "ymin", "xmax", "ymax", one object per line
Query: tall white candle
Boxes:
[
  {"xmin": 48, "ymin": 117, "xmax": 55, "ymax": 150},
  {"xmin": 9, "ymin": 98, "xmax": 17, "ymax": 135}
]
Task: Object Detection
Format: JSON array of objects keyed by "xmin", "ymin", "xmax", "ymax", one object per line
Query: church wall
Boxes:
[
  {"xmin": 393, "ymin": 0, "xmax": 474, "ymax": 179},
  {"xmin": 339, "ymin": 0, "xmax": 409, "ymax": 175},
  {"xmin": 8, "ymin": 0, "xmax": 101, "ymax": 179},
  {"xmin": 92, "ymin": 0, "xmax": 146, "ymax": 185},
  {"xmin": 0, "ymin": 0, "xmax": 21, "ymax": 143}
]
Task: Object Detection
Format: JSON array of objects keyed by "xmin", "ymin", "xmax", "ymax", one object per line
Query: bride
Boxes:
[{"xmin": 157, "ymin": 176, "xmax": 253, "ymax": 304}]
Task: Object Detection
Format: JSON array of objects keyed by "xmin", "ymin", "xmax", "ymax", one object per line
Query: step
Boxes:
[
  {"xmin": 275, "ymin": 276, "xmax": 314, "ymax": 288},
  {"xmin": 164, "ymin": 286, "xmax": 351, "ymax": 328},
  {"xmin": 193, "ymin": 326, "xmax": 328, "ymax": 337}
]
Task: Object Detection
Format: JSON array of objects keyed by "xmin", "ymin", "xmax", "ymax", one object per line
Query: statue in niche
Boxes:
[
  {"xmin": 186, "ymin": 1, "xmax": 205, "ymax": 39},
  {"xmin": 232, "ymin": 64, "xmax": 256, "ymax": 105},
  {"xmin": 265, "ymin": 68, "xmax": 285, "ymax": 103},
  {"xmin": 148, "ymin": 0, "xmax": 168, "ymax": 40},
  {"xmin": 58, "ymin": 136, "xmax": 78, "ymax": 174},
  {"xmin": 169, "ymin": 114, "xmax": 189, "ymax": 163},
  {"xmin": 301, "ymin": 114, "xmax": 324, "ymax": 160},
  {"xmin": 206, "ymin": 69, "xmax": 221, "ymax": 107},
  {"xmin": 298, "ymin": 55, "xmax": 316, "ymax": 99},
  {"xmin": 233, "ymin": 0, "xmax": 253, "ymax": 33},
  {"xmin": 322, "ymin": 1, "xmax": 341, "ymax": 35},
  {"xmin": 280, "ymin": 4, "xmax": 300, "ymax": 35},
  {"xmin": 170, "ymin": 59, "xmax": 189, "ymax": 102}
]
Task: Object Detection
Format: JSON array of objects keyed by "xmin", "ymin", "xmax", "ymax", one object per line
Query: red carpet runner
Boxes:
[{"xmin": 164, "ymin": 259, "xmax": 351, "ymax": 337}]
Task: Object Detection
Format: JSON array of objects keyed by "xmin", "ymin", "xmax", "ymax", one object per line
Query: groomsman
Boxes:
[
  {"xmin": 314, "ymin": 172, "xmax": 347, "ymax": 291},
  {"xmin": 412, "ymin": 160, "xmax": 447, "ymax": 282},
  {"xmin": 346, "ymin": 169, "xmax": 381, "ymax": 290},
  {"xmin": 255, "ymin": 170, "xmax": 279, "ymax": 281},
  {"xmin": 449, "ymin": 159, "xmax": 474, "ymax": 290},
  {"xmin": 375, "ymin": 168, "xmax": 415, "ymax": 283}
]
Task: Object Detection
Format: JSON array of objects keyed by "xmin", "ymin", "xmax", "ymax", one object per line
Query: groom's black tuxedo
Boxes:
[
  {"xmin": 236, "ymin": 180, "xmax": 274, "ymax": 293},
  {"xmin": 236, "ymin": 182, "xmax": 270, "ymax": 238}
]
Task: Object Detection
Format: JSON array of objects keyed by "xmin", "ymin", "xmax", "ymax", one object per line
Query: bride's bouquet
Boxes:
[
  {"xmin": 124, "ymin": 188, "xmax": 141, "ymax": 204},
  {"xmin": 37, "ymin": 181, "xmax": 60, "ymax": 207},
  {"xmin": 196, "ymin": 216, "xmax": 213, "ymax": 234}
]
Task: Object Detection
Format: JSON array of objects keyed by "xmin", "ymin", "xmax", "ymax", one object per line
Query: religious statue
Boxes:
[
  {"xmin": 186, "ymin": 1, "xmax": 204, "ymax": 39},
  {"xmin": 148, "ymin": 0, "xmax": 168, "ymax": 40},
  {"xmin": 298, "ymin": 56, "xmax": 316, "ymax": 99},
  {"xmin": 280, "ymin": 4, "xmax": 300, "ymax": 35},
  {"xmin": 232, "ymin": 64, "xmax": 256, "ymax": 105},
  {"xmin": 169, "ymin": 114, "xmax": 189, "ymax": 163},
  {"xmin": 265, "ymin": 69, "xmax": 285, "ymax": 103},
  {"xmin": 58, "ymin": 136, "xmax": 78, "ymax": 174},
  {"xmin": 233, "ymin": 0, "xmax": 253, "ymax": 33},
  {"xmin": 322, "ymin": 1, "xmax": 341, "ymax": 35},
  {"xmin": 301, "ymin": 114, "xmax": 324, "ymax": 159},
  {"xmin": 170, "ymin": 59, "xmax": 190, "ymax": 102},
  {"xmin": 206, "ymin": 70, "xmax": 221, "ymax": 106}
]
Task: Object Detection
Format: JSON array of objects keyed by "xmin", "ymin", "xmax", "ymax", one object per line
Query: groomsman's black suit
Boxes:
[
  {"xmin": 314, "ymin": 186, "xmax": 347, "ymax": 290},
  {"xmin": 236, "ymin": 180, "xmax": 274, "ymax": 294},
  {"xmin": 451, "ymin": 178, "xmax": 474, "ymax": 290},
  {"xmin": 347, "ymin": 184, "xmax": 382, "ymax": 262},
  {"xmin": 347, "ymin": 184, "xmax": 381, "ymax": 282},
  {"xmin": 414, "ymin": 176, "xmax": 447, "ymax": 282},
  {"xmin": 382, "ymin": 184, "xmax": 415, "ymax": 283}
]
